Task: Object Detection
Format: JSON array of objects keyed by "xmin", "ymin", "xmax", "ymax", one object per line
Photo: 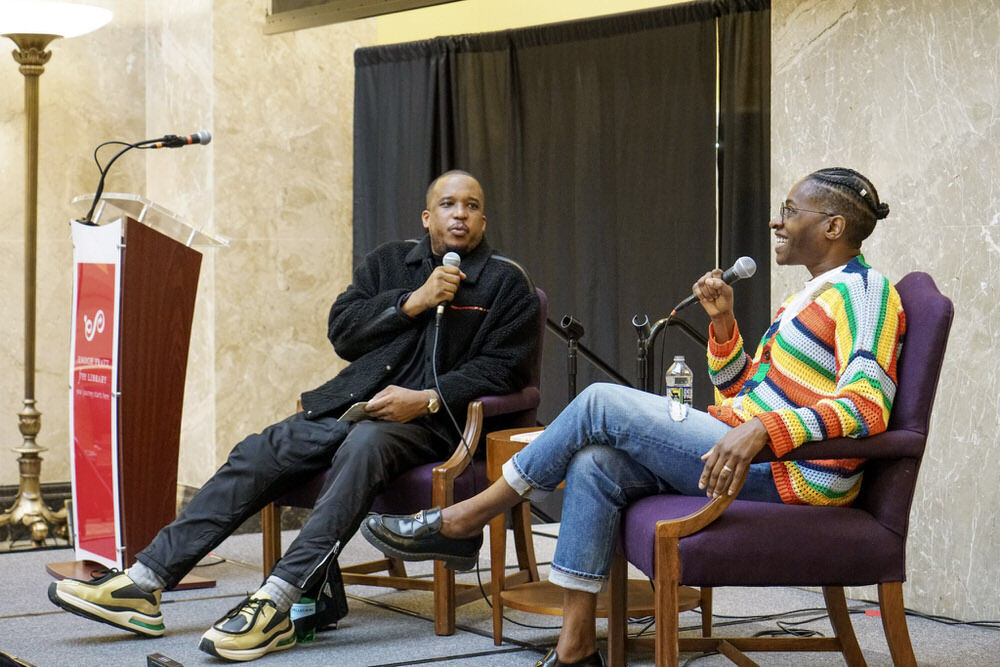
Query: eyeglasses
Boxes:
[{"xmin": 778, "ymin": 202, "xmax": 835, "ymax": 222}]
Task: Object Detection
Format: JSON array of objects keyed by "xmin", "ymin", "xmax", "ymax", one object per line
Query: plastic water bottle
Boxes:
[
  {"xmin": 665, "ymin": 355, "xmax": 693, "ymax": 406},
  {"xmin": 290, "ymin": 596, "xmax": 316, "ymax": 642}
]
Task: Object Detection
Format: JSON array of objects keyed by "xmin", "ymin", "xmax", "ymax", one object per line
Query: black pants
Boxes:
[{"xmin": 135, "ymin": 412, "xmax": 451, "ymax": 591}]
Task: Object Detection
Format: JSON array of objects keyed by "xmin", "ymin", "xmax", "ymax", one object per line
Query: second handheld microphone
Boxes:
[{"xmin": 670, "ymin": 256, "xmax": 757, "ymax": 317}]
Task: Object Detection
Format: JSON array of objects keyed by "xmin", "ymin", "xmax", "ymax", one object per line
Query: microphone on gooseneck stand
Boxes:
[
  {"xmin": 78, "ymin": 130, "xmax": 213, "ymax": 226},
  {"xmin": 149, "ymin": 130, "xmax": 212, "ymax": 149},
  {"xmin": 435, "ymin": 251, "xmax": 462, "ymax": 323},
  {"xmin": 669, "ymin": 256, "xmax": 757, "ymax": 317}
]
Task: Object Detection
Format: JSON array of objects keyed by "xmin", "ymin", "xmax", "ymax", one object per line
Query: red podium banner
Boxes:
[{"xmin": 69, "ymin": 220, "xmax": 123, "ymax": 569}]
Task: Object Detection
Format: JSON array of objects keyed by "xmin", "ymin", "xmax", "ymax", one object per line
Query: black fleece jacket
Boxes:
[{"xmin": 300, "ymin": 235, "xmax": 540, "ymax": 442}]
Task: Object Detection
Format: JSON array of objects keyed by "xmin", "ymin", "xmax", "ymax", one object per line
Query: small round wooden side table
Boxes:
[{"xmin": 485, "ymin": 427, "xmax": 702, "ymax": 646}]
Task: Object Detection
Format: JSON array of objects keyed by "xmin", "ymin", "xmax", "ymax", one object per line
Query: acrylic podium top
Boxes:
[{"xmin": 72, "ymin": 193, "xmax": 230, "ymax": 248}]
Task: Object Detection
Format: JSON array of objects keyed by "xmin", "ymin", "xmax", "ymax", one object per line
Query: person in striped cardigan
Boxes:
[{"xmin": 363, "ymin": 167, "xmax": 905, "ymax": 667}]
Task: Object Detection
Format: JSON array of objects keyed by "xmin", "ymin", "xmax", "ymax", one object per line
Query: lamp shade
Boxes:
[{"xmin": 0, "ymin": 0, "xmax": 111, "ymax": 39}]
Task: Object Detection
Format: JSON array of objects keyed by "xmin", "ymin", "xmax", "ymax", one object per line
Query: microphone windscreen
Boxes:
[
  {"xmin": 443, "ymin": 251, "xmax": 461, "ymax": 268},
  {"xmin": 731, "ymin": 256, "xmax": 756, "ymax": 280},
  {"xmin": 195, "ymin": 130, "xmax": 212, "ymax": 145}
]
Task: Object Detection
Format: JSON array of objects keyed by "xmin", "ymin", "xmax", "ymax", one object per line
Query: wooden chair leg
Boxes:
[
  {"xmin": 490, "ymin": 511, "xmax": 508, "ymax": 645},
  {"xmin": 655, "ymin": 535, "xmax": 682, "ymax": 666},
  {"xmin": 511, "ymin": 501, "xmax": 540, "ymax": 581},
  {"xmin": 387, "ymin": 557, "xmax": 407, "ymax": 578},
  {"xmin": 699, "ymin": 586, "xmax": 713, "ymax": 637},
  {"xmin": 878, "ymin": 582, "xmax": 917, "ymax": 667},
  {"xmin": 823, "ymin": 586, "xmax": 866, "ymax": 667},
  {"xmin": 433, "ymin": 560, "xmax": 457, "ymax": 635},
  {"xmin": 261, "ymin": 503, "xmax": 281, "ymax": 575},
  {"xmin": 607, "ymin": 553, "xmax": 629, "ymax": 667}
]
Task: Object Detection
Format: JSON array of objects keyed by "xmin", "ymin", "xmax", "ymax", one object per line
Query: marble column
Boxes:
[{"xmin": 772, "ymin": 0, "xmax": 1000, "ymax": 620}]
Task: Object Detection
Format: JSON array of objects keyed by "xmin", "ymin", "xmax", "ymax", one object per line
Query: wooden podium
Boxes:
[{"xmin": 47, "ymin": 194, "xmax": 227, "ymax": 590}]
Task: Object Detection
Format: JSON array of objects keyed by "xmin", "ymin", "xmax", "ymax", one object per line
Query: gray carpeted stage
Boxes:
[{"xmin": 1, "ymin": 524, "xmax": 996, "ymax": 666}]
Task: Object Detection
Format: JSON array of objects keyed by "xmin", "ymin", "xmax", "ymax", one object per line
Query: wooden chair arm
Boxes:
[
  {"xmin": 654, "ymin": 481, "xmax": 743, "ymax": 540},
  {"xmin": 654, "ymin": 427, "xmax": 922, "ymax": 540},
  {"xmin": 432, "ymin": 400, "xmax": 483, "ymax": 507}
]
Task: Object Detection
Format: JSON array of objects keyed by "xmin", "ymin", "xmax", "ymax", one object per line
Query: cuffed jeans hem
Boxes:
[
  {"xmin": 548, "ymin": 565, "xmax": 605, "ymax": 594},
  {"xmin": 502, "ymin": 457, "xmax": 552, "ymax": 499}
]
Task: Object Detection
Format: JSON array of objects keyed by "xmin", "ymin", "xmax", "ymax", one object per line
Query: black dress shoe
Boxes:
[
  {"xmin": 535, "ymin": 648, "xmax": 606, "ymax": 667},
  {"xmin": 360, "ymin": 507, "xmax": 483, "ymax": 571}
]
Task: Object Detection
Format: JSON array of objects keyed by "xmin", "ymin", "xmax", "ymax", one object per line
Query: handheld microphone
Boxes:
[
  {"xmin": 435, "ymin": 251, "xmax": 462, "ymax": 320},
  {"xmin": 669, "ymin": 256, "xmax": 757, "ymax": 317},
  {"xmin": 150, "ymin": 130, "xmax": 212, "ymax": 149}
]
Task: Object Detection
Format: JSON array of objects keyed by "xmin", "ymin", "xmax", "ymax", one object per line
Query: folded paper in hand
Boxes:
[{"xmin": 337, "ymin": 402, "xmax": 370, "ymax": 423}]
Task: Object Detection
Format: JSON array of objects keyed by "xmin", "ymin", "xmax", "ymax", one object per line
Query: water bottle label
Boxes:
[
  {"xmin": 668, "ymin": 386, "xmax": 693, "ymax": 406},
  {"xmin": 290, "ymin": 599, "xmax": 316, "ymax": 621}
]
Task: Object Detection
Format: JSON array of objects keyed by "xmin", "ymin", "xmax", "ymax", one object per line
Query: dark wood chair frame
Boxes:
[{"xmin": 606, "ymin": 272, "xmax": 952, "ymax": 667}]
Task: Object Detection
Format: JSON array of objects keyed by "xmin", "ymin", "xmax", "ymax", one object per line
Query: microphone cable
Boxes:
[
  {"xmin": 79, "ymin": 140, "xmax": 151, "ymax": 225},
  {"xmin": 432, "ymin": 315, "xmax": 568, "ymax": 632},
  {"xmin": 79, "ymin": 132, "xmax": 211, "ymax": 225},
  {"xmin": 430, "ymin": 309, "xmax": 477, "ymax": 493},
  {"xmin": 430, "ymin": 284, "xmax": 568, "ymax": 632}
]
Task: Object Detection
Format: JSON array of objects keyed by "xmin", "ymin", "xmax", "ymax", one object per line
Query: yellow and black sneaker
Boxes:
[
  {"xmin": 47, "ymin": 569, "xmax": 164, "ymax": 637},
  {"xmin": 199, "ymin": 592, "xmax": 296, "ymax": 662}
]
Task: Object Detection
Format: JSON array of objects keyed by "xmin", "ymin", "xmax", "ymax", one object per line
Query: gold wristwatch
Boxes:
[{"xmin": 426, "ymin": 390, "xmax": 440, "ymax": 414}]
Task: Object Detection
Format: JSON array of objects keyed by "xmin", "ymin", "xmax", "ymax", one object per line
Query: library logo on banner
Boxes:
[{"xmin": 84, "ymin": 309, "xmax": 106, "ymax": 341}]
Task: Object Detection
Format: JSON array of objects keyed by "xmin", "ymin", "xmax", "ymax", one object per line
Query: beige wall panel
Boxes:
[
  {"xmin": 772, "ymin": 0, "xmax": 1000, "ymax": 619},
  {"xmin": 209, "ymin": 0, "xmax": 371, "ymax": 476},
  {"xmin": 144, "ymin": 0, "xmax": 219, "ymax": 491},
  {"xmin": 0, "ymin": 0, "xmax": 147, "ymax": 486}
]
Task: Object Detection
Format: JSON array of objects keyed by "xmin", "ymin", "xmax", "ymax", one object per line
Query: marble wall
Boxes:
[
  {"xmin": 0, "ymin": 1, "xmax": 371, "ymax": 490},
  {"xmin": 0, "ymin": 1, "xmax": 147, "ymax": 485},
  {"xmin": 210, "ymin": 0, "xmax": 365, "ymax": 470},
  {"xmin": 771, "ymin": 0, "xmax": 1000, "ymax": 619},
  {"xmin": 144, "ymin": 0, "xmax": 220, "ymax": 490}
]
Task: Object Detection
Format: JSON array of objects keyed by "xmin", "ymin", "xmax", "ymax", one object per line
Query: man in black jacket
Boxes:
[{"xmin": 49, "ymin": 170, "xmax": 541, "ymax": 662}]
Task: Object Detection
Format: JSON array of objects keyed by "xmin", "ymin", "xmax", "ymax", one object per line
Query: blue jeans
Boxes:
[{"xmin": 502, "ymin": 383, "xmax": 782, "ymax": 593}]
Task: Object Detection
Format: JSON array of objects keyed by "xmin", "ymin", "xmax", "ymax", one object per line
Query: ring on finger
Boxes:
[{"xmin": 721, "ymin": 465, "xmax": 733, "ymax": 473}]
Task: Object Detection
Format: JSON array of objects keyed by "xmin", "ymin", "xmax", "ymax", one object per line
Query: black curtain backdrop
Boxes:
[
  {"xmin": 353, "ymin": 0, "xmax": 770, "ymax": 425},
  {"xmin": 718, "ymin": 4, "xmax": 771, "ymax": 367}
]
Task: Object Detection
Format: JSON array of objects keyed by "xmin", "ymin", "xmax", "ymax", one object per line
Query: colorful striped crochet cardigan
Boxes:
[{"xmin": 706, "ymin": 255, "xmax": 906, "ymax": 506}]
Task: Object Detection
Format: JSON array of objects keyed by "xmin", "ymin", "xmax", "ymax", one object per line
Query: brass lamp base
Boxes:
[
  {"xmin": 0, "ymin": 402, "xmax": 68, "ymax": 547},
  {"xmin": 0, "ymin": 448, "xmax": 69, "ymax": 547}
]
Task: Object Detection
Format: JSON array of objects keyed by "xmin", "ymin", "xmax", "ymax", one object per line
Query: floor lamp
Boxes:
[{"xmin": 0, "ymin": 1, "xmax": 112, "ymax": 547}]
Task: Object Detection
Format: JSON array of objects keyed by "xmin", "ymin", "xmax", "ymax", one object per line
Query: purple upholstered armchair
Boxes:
[
  {"xmin": 260, "ymin": 287, "xmax": 547, "ymax": 636},
  {"xmin": 607, "ymin": 272, "xmax": 953, "ymax": 666}
]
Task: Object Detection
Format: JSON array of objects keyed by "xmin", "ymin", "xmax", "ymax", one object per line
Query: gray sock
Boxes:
[
  {"xmin": 258, "ymin": 575, "xmax": 303, "ymax": 614},
  {"xmin": 126, "ymin": 561, "xmax": 166, "ymax": 593}
]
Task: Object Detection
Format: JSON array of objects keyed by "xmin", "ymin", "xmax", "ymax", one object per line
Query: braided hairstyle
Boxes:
[{"xmin": 805, "ymin": 168, "xmax": 890, "ymax": 246}]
